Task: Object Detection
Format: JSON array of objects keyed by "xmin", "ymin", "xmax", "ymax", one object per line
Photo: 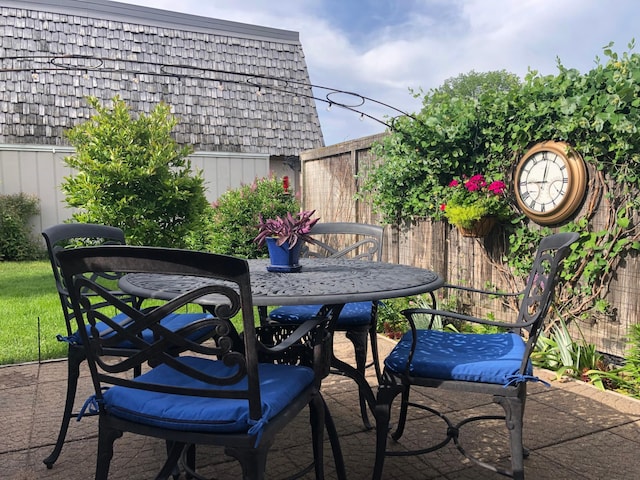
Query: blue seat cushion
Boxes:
[
  {"xmin": 65, "ymin": 312, "xmax": 212, "ymax": 347},
  {"xmin": 269, "ymin": 301, "xmax": 374, "ymax": 327},
  {"xmin": 384, "ymin": 329, "xmax": 532, "ymax": 385},
  {"xmin": 102, "ymin": 356, "xmax": 315, "ymax": 435}
]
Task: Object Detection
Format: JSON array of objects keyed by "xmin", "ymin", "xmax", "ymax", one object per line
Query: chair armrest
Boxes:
[
  {"xmin": 401, "ymin": 307, "xmax": 533, "ymax": 331},
  {"xmin": 441, "ymin": 283, "xmax": 522, "ymax": 298},
  {"xmin": 255, "ymin": 317, "xmax": 332, "ymax": 380},
  {"xmin": 427, "ymin": 285, "xmax": 524, "ymax": 329}
]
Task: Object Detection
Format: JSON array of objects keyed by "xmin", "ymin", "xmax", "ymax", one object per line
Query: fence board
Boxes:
[{"xmin": 300, "ymin": 134, "xmax": 639, "ymax": 358}]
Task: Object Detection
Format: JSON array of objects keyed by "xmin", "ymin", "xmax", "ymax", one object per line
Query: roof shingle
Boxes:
[{"xmin": 0, "ymin": 0, "xmax": 324, "ymax": 155}]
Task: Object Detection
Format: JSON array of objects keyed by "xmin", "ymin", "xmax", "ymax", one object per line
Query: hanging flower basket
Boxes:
[
  {"xmin": 456, "ymin": 216, "xmax": 497, "ymax": 238},
  {"xmin": 440, "ymin": 174, "xmax": 511, "ymax": 238}
]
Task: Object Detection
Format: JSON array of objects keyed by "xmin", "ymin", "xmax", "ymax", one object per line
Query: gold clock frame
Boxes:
[{"xmin": 514, "ymin": 141, "xmax": 588, "ymax": 225}]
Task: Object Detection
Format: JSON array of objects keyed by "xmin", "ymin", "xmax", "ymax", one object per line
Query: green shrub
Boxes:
[
  {"xmin": 184, "ymin": 203, "xmax": 217, "ymax": 252},
  {"xmin": 62, "ymin": 96, "xmax": 209, "ymax": 248},
  {"xmin": 207, "ymin": 176, "xmax": 300, "ymax": 258},
  {"xmin": 0, "ymin": 193, "xmax": 42, "ymax": 261},
  {"xmin": 362, "ymin": 70, "xmax": 520, "ymax": 226},
  {"xmin": 377, "ymin": 297, "xmax": 412, "ymax": 334}
]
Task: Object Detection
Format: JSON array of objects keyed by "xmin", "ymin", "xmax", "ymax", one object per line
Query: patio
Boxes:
[{"xmin": 2, "ymin": 333, "xmax": 640, "ymax": 480}]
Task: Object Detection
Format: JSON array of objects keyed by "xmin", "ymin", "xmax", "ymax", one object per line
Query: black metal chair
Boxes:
[
  {"xmin": 263, "ymin": 222, "xmax": 384, "ymax": 427},
  {"xmin": 373, "ymin": 232, "xmax": 579, "ymax": 480},
  {"xmin": 41, "ymin": 223, "xmax": 212, "ymax": 468},
  {"xmin": 56, "ymin": 245, "xmax": 340, "ymax": 479}
]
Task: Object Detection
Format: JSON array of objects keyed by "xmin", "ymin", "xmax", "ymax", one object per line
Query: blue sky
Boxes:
[{"xmin": 116, "ymin": 0, "xmax": 640, "ymax": 146}]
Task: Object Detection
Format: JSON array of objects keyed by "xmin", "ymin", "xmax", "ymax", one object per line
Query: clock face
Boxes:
[
  {"xmin": 517, "ymin": 151, "xmax": 569, "ymax": 214},
  {"xmin": 514, "ymin": 141, "xmax": 587, "ymax": 225}
]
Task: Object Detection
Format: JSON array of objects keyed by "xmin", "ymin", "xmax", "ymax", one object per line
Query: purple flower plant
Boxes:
[{"xmin": 254, "ymin": 210, "xmax": 320, "ymax": 249}]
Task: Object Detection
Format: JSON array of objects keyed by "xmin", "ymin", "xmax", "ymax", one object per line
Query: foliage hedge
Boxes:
[
  {"xmin": 362, "ymin": 41, "xmax": 640, "ymax": 325},
  {"xmin": 206, "ymin": 176, "xmax": 300, "ymax": 258},
  {"xmin": 0, "ymin": 193, "xmax": 42, "ymax": 261}
]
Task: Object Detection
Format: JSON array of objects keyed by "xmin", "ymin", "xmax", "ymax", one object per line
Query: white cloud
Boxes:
[{"xmin": 114, "ymin": 0, "xmax": 640, "ymax": 144}]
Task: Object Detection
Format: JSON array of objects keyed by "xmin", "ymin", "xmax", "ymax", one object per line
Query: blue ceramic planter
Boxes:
[{"xmin": 265, "ymin": 237, "xmax": 303, "ymax": 272}]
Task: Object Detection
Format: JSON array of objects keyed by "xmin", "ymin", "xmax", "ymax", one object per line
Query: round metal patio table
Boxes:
[
  {"xmin": 119, "ymin": 258, "xmax": 444, "ymax": 420},
  {"xmin": 119, "ymin": 258, "xmax": 443, "ymax": 307}
]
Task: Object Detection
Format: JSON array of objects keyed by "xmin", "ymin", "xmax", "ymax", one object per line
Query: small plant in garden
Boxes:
[
  {"xmin": 531, "ymin": 317, "xmax": 606, "ymax": 382},
  {"xmin": 254, "ymin": 210, "xmax": 319, "ymax": 249},
  {"xmin": 586, "ymin": 323, "xmax": 640, "ymax": 397},
  {"xmin": 440, "ymin": 174, "xmax": 512, "ymax": 229},
  {"xmin": 377, "ymin": 297, "xmax": 412, "ymax": 338},
  {"xmin": 0, "ymin": 193, "xmax": 42, "ymax": 261},
  {"xmin": 208, "ymin": 176, "xmax": 300, "ymax": 258}
]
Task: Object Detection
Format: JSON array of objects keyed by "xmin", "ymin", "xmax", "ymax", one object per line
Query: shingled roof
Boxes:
[{"xmin": 0, "ymin": 0, "xmax": 324, "ymax": 155}]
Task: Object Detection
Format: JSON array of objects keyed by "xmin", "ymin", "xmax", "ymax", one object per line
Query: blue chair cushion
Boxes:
[
  {"xmin": 269, "ymin": 301, "xmax": 374, "ymax": 327},
  {"xmin": 384, "ymin": 330, "xmax": 532, "ymax": 385},
  {"xmin": 65, "ymin": 312, "xmax": 212, "ymax": 347},
  {"xmin": 102, "ymin": 356, "xmax": 315, "ymax": 435}
]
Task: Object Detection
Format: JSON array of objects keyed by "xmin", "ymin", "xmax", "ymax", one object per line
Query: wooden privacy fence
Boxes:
[{"xmin": 300, "ymin": 133, "xmax": 638, "ymax": 358}]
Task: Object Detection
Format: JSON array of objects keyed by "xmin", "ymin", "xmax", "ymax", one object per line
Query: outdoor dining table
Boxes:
[{"xmin": 118, "ymin": 257, "xmax": 444, "ymax": 413}]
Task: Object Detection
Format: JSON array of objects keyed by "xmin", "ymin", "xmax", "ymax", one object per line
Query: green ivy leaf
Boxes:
[{"xmin": 617, "ymin": 216, "xmax": 631, "ymax": 228}]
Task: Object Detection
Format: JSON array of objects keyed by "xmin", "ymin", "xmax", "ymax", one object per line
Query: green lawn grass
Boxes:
[
  {"xmin": 0, "ymin": 260, "xmax": 254, "ymax": 365},
  {"xmin": 0, "ymin": 261, "xmax": 68, "ymax": 364}
]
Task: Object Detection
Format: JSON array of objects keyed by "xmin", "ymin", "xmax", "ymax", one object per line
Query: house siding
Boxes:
[{"xmin": 0, "ymin": 144, "xmax": 270, "ymax": 234}]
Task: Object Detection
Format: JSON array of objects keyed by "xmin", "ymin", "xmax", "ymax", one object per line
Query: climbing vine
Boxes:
[{"xmin": 361, "ymin": 41, "xmax": 640, "ymax": 327}]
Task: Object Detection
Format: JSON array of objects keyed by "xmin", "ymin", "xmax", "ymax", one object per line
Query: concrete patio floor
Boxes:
[{"xmin": 2, "ymin": 333, "xmax": 640, "ymax": 479}]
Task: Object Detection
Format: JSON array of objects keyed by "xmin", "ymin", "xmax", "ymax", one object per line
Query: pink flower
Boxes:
[
  {"xmin": 488, "ymin": 180, "xmax": 506, "ymax": 195},
  {"xmin": 442, "ymin": 173, "xmax": 510, "ymax": 224},
  {"xmin": 469, "ymin": 174, "xmax": 485, "ymax": 184},
  {"xmin": 464, "ymin": 180, "xmax": 480, "ymax": 191},
  {"xmin": 464, "ymin": 174, "xmax": 486, "ymax": 192}
]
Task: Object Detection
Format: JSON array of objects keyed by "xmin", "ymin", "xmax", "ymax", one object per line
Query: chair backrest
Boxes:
[
  {"xmin": 519, "ymin": 232, "xmax": 579, "ymax": 368},
  {"xmin": 56, "ymin": 245, "xmax": 266, "ymax": 421},
  {"xmin": 42, "ymin": 223, "xmax": 129, "ymax": 336},
  {"xmin": 302, "ymin": 222, "xmax": 384, "ymax": 261}
]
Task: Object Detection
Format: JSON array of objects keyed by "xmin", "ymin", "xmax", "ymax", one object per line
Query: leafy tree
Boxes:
[
  {"xmin": 435, "ymin": 69, "xmax": 521, "ymax": 99},
  {"xmin": 62, "ymin": 96, "xmax": 209, "ymax": 248}
]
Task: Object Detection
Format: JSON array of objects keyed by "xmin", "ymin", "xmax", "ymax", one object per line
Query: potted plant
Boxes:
[
  {"xmin": 440, "ymin": 174, "xmax": 511, "ymax": 237},
  {"xmin": 254, "ymin": 210, "xmax": 319, "ymax": 271}
]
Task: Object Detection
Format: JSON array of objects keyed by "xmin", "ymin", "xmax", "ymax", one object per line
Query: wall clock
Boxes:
[{"xmin": 514, "ymin": 141, "xmax": 587, "ymax": 225}]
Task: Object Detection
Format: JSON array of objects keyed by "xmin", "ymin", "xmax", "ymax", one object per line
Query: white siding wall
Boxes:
[{"xmin": 0, "ymin": 145, "xmax": 271, "ymax": 239}]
